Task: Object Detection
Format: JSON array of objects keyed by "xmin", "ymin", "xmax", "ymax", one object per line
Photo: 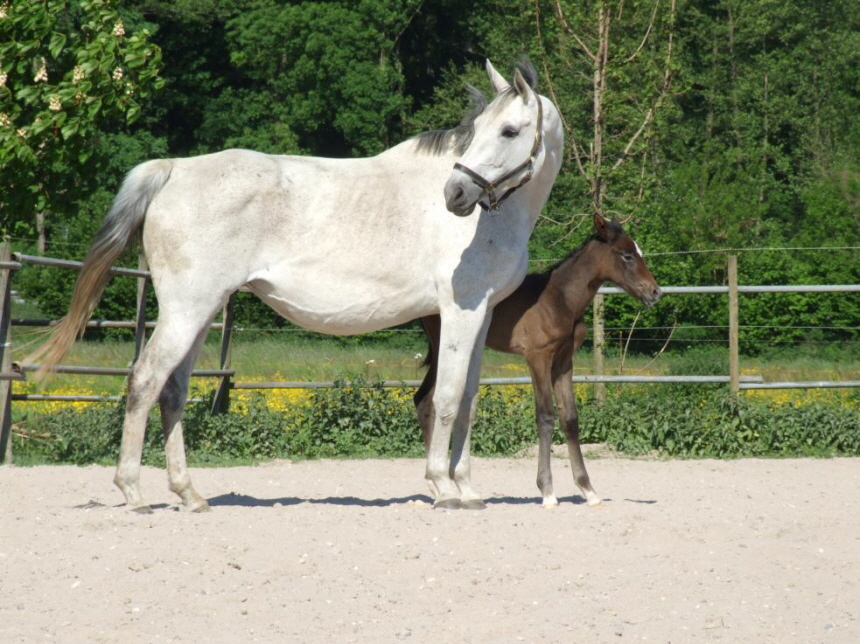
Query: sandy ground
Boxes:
[{"xmin": 1, "ymin": 454, "xmax": 858, "ymax": 644}]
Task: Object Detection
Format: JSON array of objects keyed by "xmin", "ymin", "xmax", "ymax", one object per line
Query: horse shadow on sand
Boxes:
[
  {"xmin": 205, "ymin": 493, "xmax": 656, "ymax": 508},
  {"xmin": 75, "ymin": 494, "xmax": 656, "ymax": 511}
]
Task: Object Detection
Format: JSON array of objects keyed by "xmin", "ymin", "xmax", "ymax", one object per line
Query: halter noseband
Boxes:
[{"xmin": 452, "ymin": 96, "xmax": 544, "ymax": 211}]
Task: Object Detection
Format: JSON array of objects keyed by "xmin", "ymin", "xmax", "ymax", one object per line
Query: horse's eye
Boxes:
[{"xmin": 501, "ymin": 126, "xmax": 519, "ymax": 139}]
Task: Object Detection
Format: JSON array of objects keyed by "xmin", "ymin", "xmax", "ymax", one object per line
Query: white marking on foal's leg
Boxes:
[
  {"xmin": 542, "ymin": 494, "xmax": 560, "ymax": 508},
  {"xmin": 584, "ymin": 489, "xmax": 603, "ymax": 506}
]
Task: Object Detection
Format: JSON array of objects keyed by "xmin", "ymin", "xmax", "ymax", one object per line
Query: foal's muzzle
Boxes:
[{"xmin": 642, "ymin": 285, "xmax": 662, "ymax": 307}]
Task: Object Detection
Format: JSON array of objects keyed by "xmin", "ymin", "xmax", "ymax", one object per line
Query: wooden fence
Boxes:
[{"xmin": 1, "ymin": 239, "xmax": 858, "ymax": 463}]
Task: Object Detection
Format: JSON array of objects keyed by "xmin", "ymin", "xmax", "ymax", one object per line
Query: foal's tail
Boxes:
[{"xmin": 27, "ymin": 160, "xmax": 173, "ymax": 380}]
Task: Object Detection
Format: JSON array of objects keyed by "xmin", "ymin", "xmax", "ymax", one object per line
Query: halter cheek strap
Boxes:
[{"xmin": 453, "ymin": 96, "xmax": 544, "ymax": 211}]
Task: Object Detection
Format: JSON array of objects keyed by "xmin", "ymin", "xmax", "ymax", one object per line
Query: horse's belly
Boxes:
[{"xmin": 246, "ymin": 274, "xmax": 435, "ymax": 336}]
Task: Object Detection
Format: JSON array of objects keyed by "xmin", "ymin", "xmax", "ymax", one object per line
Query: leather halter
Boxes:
[{"xmin": 452, "ymin": 96, "xmax": 544, "ymax": 211}]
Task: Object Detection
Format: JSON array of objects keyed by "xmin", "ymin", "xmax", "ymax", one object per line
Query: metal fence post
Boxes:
[
  {"xmin": 0, "ymin": 241, "xmax": 14, "ymax": 464},
  {"xmin": 728, "ymin": 255, "xmax": 740, "ymax": 397},
  {"xmin": 211, "ymin": 294, "xmax": 235, "ymax": 415},
  {"xmin": 592, "ymin": 293, "xmax": 606, "ymax": 406}
]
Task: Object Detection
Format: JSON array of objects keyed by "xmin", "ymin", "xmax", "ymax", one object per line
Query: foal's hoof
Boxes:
[
  {"xmin": 433, "ymin": 498, "xmax": 463, "ymax": 510},
  {"xmin": 542, "ymin": 496, "xmax": 560, "ymax": 509},
  {"xmin": 461, "ymin": 499, "xmax": 487, "ymax": 511}
]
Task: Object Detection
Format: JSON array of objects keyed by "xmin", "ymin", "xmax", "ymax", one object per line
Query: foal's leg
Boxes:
[
  {"xmin": 527, "ymin": 351, "xmax": 560, "ymax": 507},
  {"xmin": 426, "ymin": 306, "xmax": 490, "ymax": 509},
  {"xmin": 413, "ymin": 317, "xmax": 440, "ymax": 499},
  {"xmin": 114, "ymin": 315, "xmax": 213, "ymax": 512},
  {"xmin": 552, "ymin": 326, "xmax": 601, "ymax": 506},
  {"xmin": 413, "ymin": 317, "xmax": 441, "ymax": 452},
  {"xmin": 159, "ymin": 329, "xmax": 209, "ymax": 512}
]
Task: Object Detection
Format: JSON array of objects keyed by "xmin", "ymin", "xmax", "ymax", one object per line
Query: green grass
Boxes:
[{"xmin": 11, "ymin": 326, "xmax": 859, "ymax": 399}]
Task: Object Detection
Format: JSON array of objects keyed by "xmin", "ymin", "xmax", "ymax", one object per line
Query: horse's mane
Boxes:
[{"xmin": 413, "ymin": 59, "xmax": 538, "ymax": 157}]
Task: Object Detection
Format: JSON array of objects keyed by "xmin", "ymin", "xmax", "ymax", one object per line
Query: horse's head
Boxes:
[
  {"xmin": 593, "ymin": 214, "xmax": 662, "ymax": 307},
  {"xmin": 444, "ymin": 60, "xmax": 554, "ymax": 217}
]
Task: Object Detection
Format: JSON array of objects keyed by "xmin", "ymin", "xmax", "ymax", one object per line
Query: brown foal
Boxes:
[{"xmin": 414, "ymin": 214, "xmax": 661, "ymax": 506}]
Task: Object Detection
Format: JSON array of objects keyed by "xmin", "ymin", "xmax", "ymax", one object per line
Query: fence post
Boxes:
[
  {"xmin": 727, "ymin": 255, "xmax": 740, "ymax": 397},
  {"xmin": 211, "ymin": 294, "xmax": 235, "ymax": 415},
  {"xmin": 0, "ymin": 240, "xmax": 13, "ymax": 464},
  {"xmin": 133, "ymin": 250, "xmax": 148, "ymax": 364},
  {"xmin": 592, "ymin": 293, "xmax": 606, "ymax": 406}
]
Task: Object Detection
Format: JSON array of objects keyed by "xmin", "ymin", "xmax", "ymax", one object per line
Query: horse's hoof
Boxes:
[
  {"xmin": 461, "ymin": 499, "xmax": 487, "ymax": 510},
  {"xmin": 131, "ymin": 505, "xmax": 153, "ymax": 515},
  {"xmin": 184, "ymin": 500, "xmax": 211, "ymax": 513},
  {"xmin": 433, "ymin": 498, "xmax": 463, "ymax": 510}
]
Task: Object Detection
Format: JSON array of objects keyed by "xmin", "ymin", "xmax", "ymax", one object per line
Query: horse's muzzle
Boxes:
[{"xmin": 444, "ymin": 175, "xmax": 481, "ymax": 217}]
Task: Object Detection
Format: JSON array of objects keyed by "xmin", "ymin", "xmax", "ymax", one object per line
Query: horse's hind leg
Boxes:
[
  {"xmin": 114, "ymin": 316, "xmax": 211, "ymax": 512},
  {"xmin": 159, "ymin": 329, "xmax": 209, "ymax": 512}
]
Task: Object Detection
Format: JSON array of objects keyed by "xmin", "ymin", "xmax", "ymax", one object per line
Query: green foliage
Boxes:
[
  {"xmin": 180, "ymin": 392, "xmax": 293, "ymax": 463},
  {"xmin": 470, "ymin": 387, "xmax": 535, "ymax": 455},
  {"xmin": 0, "ymin": 0, "xmax": 164, "ymax": 232},
  {"xmin": 583, "ymin": 387, "xmax": 860, "ymax": 459},
  {"xmin": 13, "ymin": 379, "xmax": 860, "ymax": 466},
  {"xmin": 6, "ymin": 0, "xmax": 859, "ymax": 352},
  {"xmin": 291, "ymin": 376, "xmax": 422, "ymax": 458}
]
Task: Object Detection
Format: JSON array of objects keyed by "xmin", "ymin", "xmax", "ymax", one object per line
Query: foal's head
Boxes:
[{"xmin": 590, "ymin": 214, "xmax": 661, "ymax": 307}]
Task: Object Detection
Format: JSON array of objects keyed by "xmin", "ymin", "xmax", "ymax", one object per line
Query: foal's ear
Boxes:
[
  {"xmin": 512, "ymin": 68, "xmax": 534, "ymax": 104},
  {"xmin": 593, "ymin": 213, "xmax": 611, "ymax": 240},
  {"xmin": 486, "ymin": 60, "xmax": 510, "ymax": 94}
]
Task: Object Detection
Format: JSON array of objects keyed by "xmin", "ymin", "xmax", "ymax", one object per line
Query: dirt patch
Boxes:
[{"xmin": 1, "ymin": 456, "xmax": 858, "ymax": 643}]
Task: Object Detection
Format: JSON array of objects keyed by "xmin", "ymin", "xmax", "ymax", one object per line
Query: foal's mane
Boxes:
[
  {"xmin": 413, "ymin": 60, "xmax": 538, "ymax": 157},
  {"xmin": 538, "ymin": 219, "xmax": 626, "ymax": 277}
]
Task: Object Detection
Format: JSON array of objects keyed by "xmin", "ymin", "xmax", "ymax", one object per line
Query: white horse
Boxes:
[{"xmin": 30, "ymin": 60, "xmax": 563, "ymax": 512}]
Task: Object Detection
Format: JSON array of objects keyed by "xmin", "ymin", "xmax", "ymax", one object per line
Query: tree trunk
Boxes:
[{"xmin": 36, "ymin": 211, "xmax": 46, "ymax": 254}]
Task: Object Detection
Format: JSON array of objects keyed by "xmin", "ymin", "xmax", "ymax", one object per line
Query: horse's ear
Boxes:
[
  {"xmin": 593, "ymin": 213, "xmax": 610, "ymax": 240},
  {"xmin": 512, "ymin": 68, "xmax": 534, "ymax": 104},
  {"xmin": 486, "ymin": 60, "xmax": 510, "ymax": 94}
]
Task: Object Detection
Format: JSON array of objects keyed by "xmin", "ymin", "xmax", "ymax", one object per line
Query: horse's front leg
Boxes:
[
  {"xmin": 526, "ymin": 350, "xmax": 559, "ymax": 507},
  {"xmin": 426, "ymin": 306, "xmax": 491, "ymax": 509}
]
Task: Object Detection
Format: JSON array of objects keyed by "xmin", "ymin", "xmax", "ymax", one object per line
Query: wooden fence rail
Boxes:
[{"xmin": 1, "ymin": 239, "xmax": 858, "ymax": 464}]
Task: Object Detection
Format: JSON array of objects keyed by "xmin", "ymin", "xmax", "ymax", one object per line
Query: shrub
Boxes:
[{"xmin": 12, "ymin": 379, "xmax": 860, "ymax": 465}]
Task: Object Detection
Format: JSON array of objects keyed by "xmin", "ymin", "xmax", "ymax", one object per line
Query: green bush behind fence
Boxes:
[{"xmin": 13, "ymin": 377, "xmax": 860, "ymax": 466}]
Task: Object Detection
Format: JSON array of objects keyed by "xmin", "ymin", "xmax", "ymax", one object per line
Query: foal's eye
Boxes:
[
  {"xmin": 501, "ymin": 126, "xmax": 519, "ymax": 139},
  {"xmin": 621, "ymin": 252, "xmax": 635, "ymax": 263}
]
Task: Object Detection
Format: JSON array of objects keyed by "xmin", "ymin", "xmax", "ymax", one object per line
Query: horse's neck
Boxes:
[{"xmin": 548, "ymin": 242, "xmax": 607, "ymax": 321}]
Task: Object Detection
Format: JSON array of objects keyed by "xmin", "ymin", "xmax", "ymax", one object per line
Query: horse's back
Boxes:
[{"xmin": 140, "ymin": 147, "xmax": 450, "ymax": 332}]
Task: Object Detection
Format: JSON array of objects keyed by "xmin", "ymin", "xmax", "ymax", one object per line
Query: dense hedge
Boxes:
[{"xmin": 13, "ymin": 377, "xmax": 859, "ymax": 466}]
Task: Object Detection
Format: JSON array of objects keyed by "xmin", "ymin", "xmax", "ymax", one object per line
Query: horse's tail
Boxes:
[{"xmin": 27, "ymin": 159, "xmax": 173, "ymax": 380}]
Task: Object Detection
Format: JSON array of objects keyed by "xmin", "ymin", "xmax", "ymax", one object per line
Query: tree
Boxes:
[{"xmin": 0, "ymin": 0, "xmax": 163, "ymax": 248}]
